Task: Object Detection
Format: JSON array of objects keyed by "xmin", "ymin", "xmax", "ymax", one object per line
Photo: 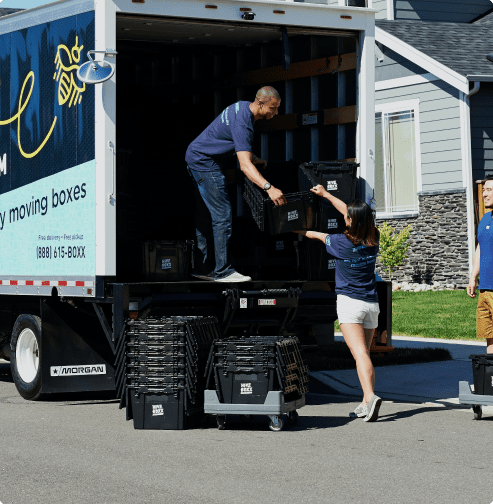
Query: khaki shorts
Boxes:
[{"xmin": 477, "ymin": 291, "xmax": 493, "ymax": 340}]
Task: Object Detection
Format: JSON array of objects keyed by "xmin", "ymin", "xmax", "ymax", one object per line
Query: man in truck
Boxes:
[
  {"xmin": 467, "ymin": 175, "xmax": 493, "ymax": 353},
  {"xmin": 186, "ymin": 86, "xmax": 287, "ymax": 283}
]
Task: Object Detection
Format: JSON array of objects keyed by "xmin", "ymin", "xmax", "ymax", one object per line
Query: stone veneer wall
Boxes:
[{"xmin": 375, "ymin": 189, "xmax": 470, "ymax": 289}]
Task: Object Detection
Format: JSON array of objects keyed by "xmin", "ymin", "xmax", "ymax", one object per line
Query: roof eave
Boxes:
[
  {"xmin": 375, "ymin": 26, "xmax": 470, "ymax": 95},
  {"xmin": 467, "ymin": 75, "xmax": 493, "ymax": 82}
]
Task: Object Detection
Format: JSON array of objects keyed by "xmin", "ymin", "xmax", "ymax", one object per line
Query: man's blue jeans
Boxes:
[{"xmin": 187, "ymin": 166, "xmax": 235, "ymax": 279}]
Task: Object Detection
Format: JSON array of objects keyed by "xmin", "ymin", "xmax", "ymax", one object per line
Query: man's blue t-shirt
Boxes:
[
  {"xmin": 325, "ymin": 234, "xmax": 379, "ymax": 302},
  {"xmin": 478, "ymin": 212, "xmax": 493, "ymax": 290},
  {"xmin": 185, "ymin": 101, "xmax": 255, "ymax": 171}
]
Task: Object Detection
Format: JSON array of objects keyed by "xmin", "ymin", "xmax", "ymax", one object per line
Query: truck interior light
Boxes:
[
  {"xmin": 240, "ymin": 8, "xmax": 252, "ymax": 12},
  {"xmin": 341, "ymin": 15, "xmax": 352, "ymax": 19},
  {"xmin": 205, "ymin": 5, "xmax": 218, "ymax": 9},
  {"xmin": 273, "ymin": 10, "xmax": 285, "ymax": 14}
]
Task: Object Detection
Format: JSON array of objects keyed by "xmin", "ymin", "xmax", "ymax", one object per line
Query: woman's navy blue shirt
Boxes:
[{"xmin": 325, "ymin": 233, "xmax": 379, "ymax": 302}]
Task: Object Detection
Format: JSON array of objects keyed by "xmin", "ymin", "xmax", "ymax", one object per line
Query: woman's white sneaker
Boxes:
[
  {"xmin": 363, "ymin": 395, "xmax": 382, "ymax": 422},
  {"xmin": 349, "ymin": 403, "xmax": 366, "ymax": 418}
]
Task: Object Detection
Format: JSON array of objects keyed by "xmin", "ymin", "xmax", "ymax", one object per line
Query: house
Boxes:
[{"xmin": 370, "ymin": 1, "xmax": 493, "ymax": 288}]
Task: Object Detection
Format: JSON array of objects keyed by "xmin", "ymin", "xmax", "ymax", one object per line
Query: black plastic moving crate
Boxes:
[
  {"xmin": 243, "ymin": 177, "xmax": 316, "ymax": 235},
  {"xmin": 130, "ymin": 390, "xmax": 186, "ymax": 430},
  {"xmin": 470, "ymin": 354, "xmax": 493, "ymax": 396},
  {"xmin": 298, "ymin": 238, "xmax": 336, "ymax": 281},
  {"xmin": 299, "ymin": 161, "xmax": 358, "ymax": 203},
  {"xmin": 117, "ymin": 316, "xmax": 219, "ymax": 429},
  {"xmin": 207, "ymin": 336, "xmax": 309, "ymax": 406},
  {"xmin": 142, "ymin": 240, "xmax": 193, "ymax": 281},
  {"xmin": 298, "ymin": 161, "xmax": 357, "ymax": 235}
]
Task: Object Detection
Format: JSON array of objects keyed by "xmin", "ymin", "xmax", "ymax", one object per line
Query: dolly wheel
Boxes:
[
  {"xmin": 269, "ymin": 417, "xmax": 284, "ymax": 432},
  {"xmin": 240, "ymin": 414, "xmax": 254, "ymax": 423},
  {"xmin": 473, "ymin": 405, "xmax": 482, "ymax": 420},
  {"xmin": 286, "ymin": 411, "xmax": 299, "ymax": 426},
  {"xmin": 217, "ymin": 416, "xmax": 226, "ymax": 430}
]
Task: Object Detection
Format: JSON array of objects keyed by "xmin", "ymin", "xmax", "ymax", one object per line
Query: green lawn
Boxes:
[{"xmin": 335, "ymin": 290, "xmax": 479, "ymax": 340}]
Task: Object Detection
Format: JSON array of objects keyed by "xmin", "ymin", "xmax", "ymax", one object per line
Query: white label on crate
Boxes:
[
  {"xmin": 50, "ymin": 365, "xmax": 106, "ymax": 377},
  {"xmin": 240, "ymin": 298, "xmax": 248, "ymax": 309},
  {"xmin": 241, "ymin": 383, "xmax": 253, "ymax": 394},
  {"xmin": 162, "ymin": 258, "xmax": 172, "ymax": 270},
  {"xmin": 258, "ymin": 299, "xmax": 276, "ymax": 306},
  {"xmin": 152, "ymin": 405, "xmax": 164, "ymax": 417},
  {"xmin": 288, "ymin": 210, "xmax": 299, "ymax": 221},
  {"xmin": 327, "ymin": 219, "xmax": 338, "ymax": 230},
  {"xmin": 326, "ymin": 180, "xmax": 338, "ymax": 191},
  {"xmin": 328, "ymin": 259, "xmax": 336, "ymax": 270},
  {"xmin": 276, "ymin": 241, "xmax": 285, "ymax": 251},
  {"xmin": 302, "ymin": 112, "xmax": 317, "ymax": 126}
]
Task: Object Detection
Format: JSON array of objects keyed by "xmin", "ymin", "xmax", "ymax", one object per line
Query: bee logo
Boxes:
[{"xmin": 53, "ymin": 36, "xmax": 86, "ymax": 107}]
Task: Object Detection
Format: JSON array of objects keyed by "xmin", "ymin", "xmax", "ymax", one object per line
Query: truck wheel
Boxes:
[
  {"xmin": 473, "ymin": 405, "xmax": 482, "ymax": 420},
  {"xmin": 10, "ymin": 315, "xmax": 42, "ymax": 400}
]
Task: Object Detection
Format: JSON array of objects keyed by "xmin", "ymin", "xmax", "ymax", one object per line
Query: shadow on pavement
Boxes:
[{"xmin": 377, "ymin": 406, "xmax": 461, "ymax": 422}]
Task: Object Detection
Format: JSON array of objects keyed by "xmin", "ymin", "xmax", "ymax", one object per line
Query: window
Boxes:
[{"xmin": 375, "ymin": 102, "xmax": 420, "ymax": 215}]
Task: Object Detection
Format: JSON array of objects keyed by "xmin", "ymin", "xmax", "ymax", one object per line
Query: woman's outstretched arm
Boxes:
[
  {"xmin": 294, "ymin": 230, "xmax": 328, "ymax": 243},
  {"xmin": 310, "ymin": 184, "xmax": 347, "ymax": 217}
]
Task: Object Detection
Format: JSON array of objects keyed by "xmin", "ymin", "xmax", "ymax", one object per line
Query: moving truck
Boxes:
[{"xmin": 0, "ymin": 0, "xmax": 387, "ymax": 401}]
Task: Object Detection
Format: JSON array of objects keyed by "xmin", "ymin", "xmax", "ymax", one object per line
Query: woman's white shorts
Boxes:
[{"xmin": 337, "ymin": 294, "xmax": 380, "ymax": 329}]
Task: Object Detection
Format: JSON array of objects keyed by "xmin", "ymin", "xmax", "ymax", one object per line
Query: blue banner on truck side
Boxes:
[{"xmin": 0, "ymin": 12, "xmax": 96, "ymax": 280}]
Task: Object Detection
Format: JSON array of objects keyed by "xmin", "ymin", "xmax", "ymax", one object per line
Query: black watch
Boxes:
[{"xmin": 263, "ymin": 182, "xmax": 271, "ymax": 191}]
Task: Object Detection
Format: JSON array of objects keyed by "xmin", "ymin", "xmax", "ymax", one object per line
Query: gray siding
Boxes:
[
  {"xmin": 394, "ymin": 0, "xmax": 492, "ymax": 23},
  {"xmin": 470, "ymin": 83, "xmax": 493, "ymax": 181},
  {"xmin": 376, "ymin": 45, "xmax": 427, "ymax": 82},
  {"xmin": 376, "ymin": 79, "xmax": 463, "ymax": 192},
  {"xmin": 293, "ymin": 0, "xmax": 332, "ymax": 4},
  {"xmin": 373, "ymin": 0, "xmax": 388, "ymax": 19}
]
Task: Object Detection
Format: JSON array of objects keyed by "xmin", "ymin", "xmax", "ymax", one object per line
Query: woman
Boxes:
[{"xmin": 297, "ymin": 184, "xmax": 381, "ymax": 422}]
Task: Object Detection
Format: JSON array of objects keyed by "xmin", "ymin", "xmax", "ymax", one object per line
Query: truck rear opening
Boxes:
[
  {"xmin": 114, "ymin": 14, "xmax": 359, "ymax": 281},
  {"xmin": 0, "ymin": 1, "xmax": 387, "ymax": 401}
]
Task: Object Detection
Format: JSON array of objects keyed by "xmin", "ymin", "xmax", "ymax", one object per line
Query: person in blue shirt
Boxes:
[
  {"xmin": 296, "ymin": 185, "xmax": 382, "ymax": 422},
  {"xmin": 467, "ymin": 175, "xmax": 493, "ymax": 354},
  {"xmin": 185, "ymin": 86, "xmax": 286, "ymax": 283}
]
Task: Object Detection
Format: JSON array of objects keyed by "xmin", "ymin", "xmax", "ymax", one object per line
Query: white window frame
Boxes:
[
  {"xmin": 375, "ymin": 98, "xmax": 422, "ymax": 219},
  {"xmin": 386, "ymin": 0, "xmax": 394, "ymax": 20}
]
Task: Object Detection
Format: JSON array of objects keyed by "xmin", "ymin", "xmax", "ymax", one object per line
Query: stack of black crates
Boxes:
[
  {"xmin": 206, "ymin": 336, "xmax": 309, "ymax": 406},
  {"xmin": 241, "ymin": 159, "xmax": 358, "ymax": 281},
  {"xmin": 116, "ymin": 316, "xmax": 220, "ymax": 429},
  {"xmin": 298, "ymin": 161, "xmax": 359, "ymax": 281}
]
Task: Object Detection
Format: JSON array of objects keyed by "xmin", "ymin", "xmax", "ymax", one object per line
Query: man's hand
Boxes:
[
  {"xmin": 467, "ymin": 280, "xmax": 477, "ymax": 299},
  {"xmin": 310, "ymin": 184, "xmax": 328, "ymax": 198},
  {"xmin": 267, "ymin": 186, "xmax": 287, "ymax": 206}
]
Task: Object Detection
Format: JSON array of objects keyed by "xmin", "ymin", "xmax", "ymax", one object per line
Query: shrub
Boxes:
[{"xmin": 378, "ymin": 222, "xmax": 412, "ymax": 281}]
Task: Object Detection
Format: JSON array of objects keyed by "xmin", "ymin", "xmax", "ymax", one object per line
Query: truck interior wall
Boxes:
[{"xmin": 115, "ymin": 25, "xmax": 357, "ymax": 281}]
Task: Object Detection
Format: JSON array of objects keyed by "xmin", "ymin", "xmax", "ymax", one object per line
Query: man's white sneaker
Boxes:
[{"xmin": 214, "ymin": 271, "xmax": 252, "ymax": 283}]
